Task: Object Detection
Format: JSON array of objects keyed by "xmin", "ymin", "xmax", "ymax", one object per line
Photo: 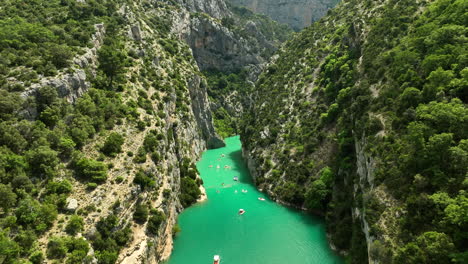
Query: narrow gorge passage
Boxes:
[{"xmin": 166, "ymin": 136, "xmax": 343, "ymax": 264}]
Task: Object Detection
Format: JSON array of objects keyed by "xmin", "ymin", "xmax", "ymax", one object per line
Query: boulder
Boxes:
[{"xmin": 66, "ymin": 198, "xmax": 78, "ymax": 212}]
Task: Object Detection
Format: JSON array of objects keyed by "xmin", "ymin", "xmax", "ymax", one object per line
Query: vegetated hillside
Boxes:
[
  {"xmin": 228, "ymin": 0, "xmax": 340, "ymax": 30},
  {"xmin": 0, "ymin": 0, "xmax": 231, "ymax": 263},
  {"xmin": 241, "ymin": 0, "xmax": 467, "ymax": 263},
  {"xmin": 175, "ymin": 0, "xmax": 293, "ymax": 139}
]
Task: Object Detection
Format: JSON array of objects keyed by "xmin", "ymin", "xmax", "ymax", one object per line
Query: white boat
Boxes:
[
  {"xmin": 238, "ymin": 209, "xmax": 245, "ymax": 215},
  {"xmin": 233, "ymin": 177, "xmax": 238, "ymax": 181},
  {"xmin": 241, "ymin": 189, "xmax": 248, "ymax": 193},
  {"xmin": 258, "ymin": 197, "xmax": 265, "ymax": 201},
  {"xmin": 213, "ymin": 255, "xmax": 220, "ymax": 264},
  {"xmin": 216, "ymin": 165, "xmax": 220, "ymax": 169}
]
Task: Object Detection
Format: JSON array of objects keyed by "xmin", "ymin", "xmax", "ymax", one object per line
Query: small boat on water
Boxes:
[
  {"xmin": 241, "ymin": 189, "xmax": 248, "ymax": 193},
  {"xmin": 258, "ymin": 197, "xmax": 265, "ymax": 201},
  {"xmin": 216, "ymin": 165, "xmax": 220, "ymax": 169},
  {"xmin": 213, "ymin": 255, "xmax": 220, "ymax": 264},
  {"xmin": 238, "ymin": 209, "xmax": 245, "ymax": 215},
  {"xmin": 233, "ymin": 176, "xmax": 238, "ymax": 181}
]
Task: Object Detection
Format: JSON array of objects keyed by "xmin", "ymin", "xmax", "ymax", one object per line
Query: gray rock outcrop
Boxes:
[
  {"xmin": 66, "ymin": 198, "xmax": 78, "ymax": 212},
  {"xmin": 187, "ymin": 75, "xmax": 225, "ymax": 149},
  {"xmin": 174, "ymin": 0, "xmax": 231, "ymax": 19},
  {"xmin": 228, "ymin": 0, "xmax": 340, "ymax": 30}
]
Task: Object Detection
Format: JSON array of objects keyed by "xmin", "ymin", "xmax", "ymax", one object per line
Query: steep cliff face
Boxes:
[
  {"xmin": 172, "ymin": 0, "xmax": 291, "ymax": 73},
  {"xmin": 228, "ymin": 0, "xmax": 340, "ymax": 30},
  {"xmin": 1, "ymin": 0, "xmax": 229, "ymax": 263},
  {"xmin": 241, "ymin": 0, "xmax": 467, "ymax": 263}
]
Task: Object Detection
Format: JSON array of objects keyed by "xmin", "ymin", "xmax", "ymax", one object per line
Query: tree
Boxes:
[
  {"xmin": 397, "ymin": 231, "xmax": 456, "ymax": 264},
  {"xmin": 133, "ymin": 203, "xmax": 148, "ymax": 224},
  {"xmin": 0, "ymin": 184, "xmax": 16, "ymax": 212},
  {"xmin": 47, "ymin": 237, "xmax": 67, "ymax": 259},
  {"xmin": 147, "ymin": 210, "xmax": 166, "ymax": 234},
  {"xmin": 98, "ymin": 42, "xmax": 127, "ymax": 88},
  {"xmin": 101, "ymin": 132, "xmax": 124, "ymax": 157},
  {"xmin": 0, "ymin": 91, "xmax": 22, "ymax": 120},
  {"xmin": 74, "ymin": 157, "xmax": 107, "ymax": 183},
  {"xmin": 26, "ymin": 146, "xmax": 59, "ymax": 178},
  {"xmin": 0, "ymin": 230, "xmax": 20, "ymax": 262}
]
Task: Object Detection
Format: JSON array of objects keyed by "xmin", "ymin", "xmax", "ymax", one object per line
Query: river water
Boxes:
[{"xmin": 166, "ymin": 136, "xmax": 343, "ymax": 264}]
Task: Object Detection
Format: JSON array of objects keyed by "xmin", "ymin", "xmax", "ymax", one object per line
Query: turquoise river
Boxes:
[{"xmin": 166, "ymin": 136, "xmax": 343, "ymax": 264}]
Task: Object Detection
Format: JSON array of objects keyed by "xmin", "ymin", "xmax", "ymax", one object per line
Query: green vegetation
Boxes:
[
  {"xmin": 0, "ymin": 0, "xmax": 117, "ymax": 83},
  {"xmin": 204, "ymin": 69, "xmax": 253, "ymax": 138},
  {"xmin": 65, "ymin": 215, "xmax": 84, "ymax": 235},
  {"xmin": 241, "ymin": 0, "xmax": 467, "ymax": 262},
  {"xmin": 178, "ymin": 157, "xmax": 201, "ymax": 208},
  {"xmin": 147, "ymin": 209, "xmax": 166, "ymax": 235},
  {"xmin": 101, "ymin": 133, "xmax": 125, "ymax": 157},
  {"xmin": 133, "ymin": 203, "xmax": 149, "ymax": 224},
  {"xmin": 91, "ymin": 214, "xmax": 132, "ymax": 264}
]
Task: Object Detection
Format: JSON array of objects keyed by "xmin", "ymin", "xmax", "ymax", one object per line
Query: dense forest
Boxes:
[{"xmin": 241, "ymin": 0, "xmax": 467, "ymax": 263}]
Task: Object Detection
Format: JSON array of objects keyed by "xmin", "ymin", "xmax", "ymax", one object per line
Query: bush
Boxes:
[
  {"xmin": 65, "ymin": 215, "xmax": 84, "ymax": 235},
  {"xmin": 133, "ymin": 203, "xmax": 149, "ymax": 224},
  {"xmin": 133, "ymin": 147, "xmax": 147, "ymax": 163},
  {"xmin": 147, "ymin": 210, "xmax": 166, "ymax": 234},
  {"xmin": 133, "ymin": 170, "xmax": 155, "ymax": 190},
  {"xmin": 101, "ymin": 133, "xmax": 124, "ymax": 157},
  {"xmin": 74, "ymin": 157, "xmax": 107, "ymax": 183},
  {"xmin": 47, "ymin": 237, "xmax": 67, "ymax": 259}
]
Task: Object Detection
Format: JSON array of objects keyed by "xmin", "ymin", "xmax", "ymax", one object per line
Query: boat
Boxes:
[
  {"xmin": 209, "ymin": 165, "xmax": 213, "ymax": 168},
  {"xmin": 238, "ymin": 209, "xmax": 245, "ymax": 215},
  {"xmin": 233, "ymin": 176, "xmax": 238, "ymax": 181},
  {"xmin": 241, "ymin": 189, "xmax": 248, "ymax": 193},
  {"xmin": 213, "ymin": 255, "xmax": 220, "ymax": 264},
  {"xmin": 258, "ymin": 197, "xmax": 265, "ymax": 201},
  {"xmin": 216, "ymin": 165, "xmax": 220, "ymax": 169}
]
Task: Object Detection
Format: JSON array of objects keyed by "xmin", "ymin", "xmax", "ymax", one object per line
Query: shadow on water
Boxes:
[{"xmin": 227, "ymin": 149, "xmax": 253, "ymax": 184}]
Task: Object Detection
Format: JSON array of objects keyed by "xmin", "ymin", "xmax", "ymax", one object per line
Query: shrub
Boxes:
[
  {"xmin": 101, "ymin": 133, "xmax": 124, "ymax": 156},
  {"xmin": 47, "ymin": 237, "xmax": 67, "ymax": 259},
  {"xmin": 147, "ymin": 210, "xmax": 166, "ymax": 234},
  {"xmin": 133, "ymin": 203, "xmax": 149, "ymax": 224},
  {"xmin": 133, "ymin": 170, "xmax": 155, "ymax": 190},
  {"xmin": 74, "ymin": 157, "xmax": 107, "ymax": 183},
  {"xmin": 65, "ymin": 215, "xmax": 84, "ymax": 235}
]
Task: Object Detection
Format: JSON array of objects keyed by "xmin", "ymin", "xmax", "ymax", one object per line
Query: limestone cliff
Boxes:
[{"xmin": 228, "ymin": 0, "xmax": 340, "ymax": 30}]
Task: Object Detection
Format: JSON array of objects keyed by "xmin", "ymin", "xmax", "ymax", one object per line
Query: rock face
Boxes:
[
  {"xmin": 20, "ymin": 23, "xmax": 106, "ymax": 119},
  {"xmin": 178, "ymin": 14, "xmax": 263, "ymax": 72},
  {"xmin": 174, "ymin": 0, "xmax": 230, "ymax": 19},
  {"xmin": 187, "ymin": 75, "xmax": 226, "ymax": 149},
  {"xmin": 228, "ymin": 0, "xmax": 340, "ymax": 30}
]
